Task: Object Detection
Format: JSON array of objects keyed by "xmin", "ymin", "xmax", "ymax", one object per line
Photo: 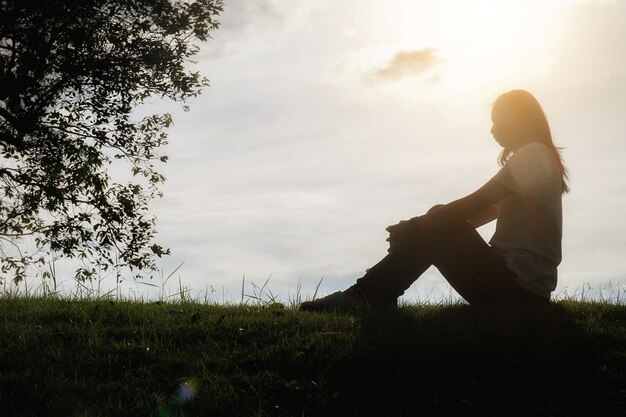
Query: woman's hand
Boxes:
[
  {"xmin": 385, "ymin": 218, "xmax": 417, "ymax": 254},
  {"xmin": 385, "ymin": 221, "xmax": 403, "ymax": 254},
  {"xmin": 385, "ymin": 219, "xmax": 410, "ymax": 235}
]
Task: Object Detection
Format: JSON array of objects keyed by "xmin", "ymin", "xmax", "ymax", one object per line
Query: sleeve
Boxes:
[{"xmin": 491, "ymin": 144, "xmax": 554, "ymax": 196}]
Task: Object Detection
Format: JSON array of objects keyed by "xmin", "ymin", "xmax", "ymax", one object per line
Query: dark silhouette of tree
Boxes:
[{"xmin": 0, "ymin": 0, "xmax": 222, "ymax": 283}]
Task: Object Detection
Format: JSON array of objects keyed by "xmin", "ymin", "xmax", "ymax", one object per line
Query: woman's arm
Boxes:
[
  {"xmin": 426, "ymin": 177, "xmax": 511, "ymax": 227},
  {"xmin": 427, "ymin": 201, "xmax": 500, "ymax": 228},
  {"xmin": 386, "ymin": 177, "xmax": 512, "ymax": 238},
  {"xmin": 467, "ymin": 202, "xmax": 501, "ymax": 228}
]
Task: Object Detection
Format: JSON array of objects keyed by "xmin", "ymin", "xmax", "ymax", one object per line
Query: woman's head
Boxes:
[{"xmin": 491, "ymin": 89, "xmax": 570, "ymax": 194}]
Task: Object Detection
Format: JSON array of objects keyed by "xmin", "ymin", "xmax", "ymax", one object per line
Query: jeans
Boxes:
[{"xmin": 346, "ymin": 213, "xmax": 550, "ymax": 308}]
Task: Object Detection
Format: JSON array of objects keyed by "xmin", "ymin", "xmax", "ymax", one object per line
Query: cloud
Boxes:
[
  {"xmin": 369, "ymin": 48, "xmax": 443, "ymax": 82},
  {"xmin": 201, "ymin": 0, "xmax": 318, "ymax": 57},
  {"xmin": 218, "ymin": 0, "xmax": 286, "ymax": 37},
  {"xmin": 197, "ymin": 0, "xmax": 287, "ymax": 57}
]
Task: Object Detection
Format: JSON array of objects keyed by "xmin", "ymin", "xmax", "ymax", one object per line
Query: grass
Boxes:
[{"xmin": 0, "ymin": 293, "xmax": 625, "ymax": 417}]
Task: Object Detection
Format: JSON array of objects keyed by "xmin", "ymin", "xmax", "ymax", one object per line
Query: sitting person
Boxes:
[{"xmin": 300, "ymin": 89, "xmax": 570, "ymax": 312}]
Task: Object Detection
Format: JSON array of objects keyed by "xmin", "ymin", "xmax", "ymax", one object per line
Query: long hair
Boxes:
[{"xmin": 493, "ymin": 90, "xmax": 570, "ymax": 194}]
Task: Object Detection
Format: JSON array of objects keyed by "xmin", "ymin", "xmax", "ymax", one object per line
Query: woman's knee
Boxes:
[{"xmin": 427, "ymin": 204, "xmax": 445, "ymax": 214}]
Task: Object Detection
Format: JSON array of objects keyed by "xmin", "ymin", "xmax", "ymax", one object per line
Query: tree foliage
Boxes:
[{"xmin": 0, "ymin": 0, "xmax": 222, "ymax": 283}]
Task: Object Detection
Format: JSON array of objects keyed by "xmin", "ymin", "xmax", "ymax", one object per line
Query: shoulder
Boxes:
[
  {"xmin": 508, "ymin": 142, "xmax": 555, "ymax": 167},
  {"xmin": 503, "ymin": 142, "xmax": 561, "ymax": 193},
  {"xmin": 513, "ymin": 142, "xmax": 551, "ymax": 157}
]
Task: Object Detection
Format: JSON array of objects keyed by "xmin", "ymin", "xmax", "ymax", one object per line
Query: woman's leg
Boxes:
[
  {"xmin": 343, "ymin": 251, "xmax": 431, "ymax": 304},
  {"xmin": 343, "ymin": 213, "xmax": 453, "ymax": 304},
  {"xmin": 427, "ymin": 216, "xmax": 550, "ymax": 308},
  {"xmin": 345, "ymin": 213, "xmax": 548, "ymax": 308}
]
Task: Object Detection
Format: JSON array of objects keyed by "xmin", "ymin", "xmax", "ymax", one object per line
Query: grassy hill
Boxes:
[{"xmin": 0, "ymin": 296, "xmax": 624, "ymax": 416}]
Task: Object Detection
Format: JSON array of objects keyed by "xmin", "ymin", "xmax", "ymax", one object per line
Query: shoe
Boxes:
[{"xmin": 299, "ymin": 290, "xmax": 398, "ymax": 313}]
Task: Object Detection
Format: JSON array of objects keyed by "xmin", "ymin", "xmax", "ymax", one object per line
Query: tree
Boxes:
[{"xmin": 0, "ymin": 0, "xmax": 223, "ymax": 283}]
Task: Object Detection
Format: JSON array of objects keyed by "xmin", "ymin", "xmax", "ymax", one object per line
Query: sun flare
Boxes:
[{"xmin": 365, "ymin": 0, "xmax": 585, "ymax": 98}]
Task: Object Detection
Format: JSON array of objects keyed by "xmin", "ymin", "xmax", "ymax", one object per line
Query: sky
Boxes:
[{"xmin": 28, "ymin": 0, "xmax": 626, "ymax": 303}]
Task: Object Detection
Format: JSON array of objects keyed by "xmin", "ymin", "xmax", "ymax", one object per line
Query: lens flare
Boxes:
[{"xmin": 175, "ymin": 378, "xmax": 199, "ymax": 405}]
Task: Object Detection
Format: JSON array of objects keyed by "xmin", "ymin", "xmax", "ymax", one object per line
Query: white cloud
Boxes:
[{"xmin": 367, "ymin": 48, "xmax": 443, "ymax": 82}]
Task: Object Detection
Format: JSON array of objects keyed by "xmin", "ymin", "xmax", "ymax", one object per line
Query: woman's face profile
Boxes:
[{"xmin": 490, "ymin": 103, "xmax": 521, "ymax": 149}]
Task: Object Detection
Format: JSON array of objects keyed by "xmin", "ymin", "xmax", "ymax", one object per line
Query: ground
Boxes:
[{"xmin": 0, "ymin": 297, "xmax": 624, "ymax": 416}]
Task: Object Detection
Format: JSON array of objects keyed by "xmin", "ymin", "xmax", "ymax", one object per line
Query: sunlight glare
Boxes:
[{"xmin": 371, "ymin": 0, "xmax": 588, "ymax": 99}]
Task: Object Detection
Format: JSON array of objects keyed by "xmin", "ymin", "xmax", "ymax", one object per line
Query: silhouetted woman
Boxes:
[{"xmin": 301, "ymin": 89, "xmax": 570, "ymax": 312}]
